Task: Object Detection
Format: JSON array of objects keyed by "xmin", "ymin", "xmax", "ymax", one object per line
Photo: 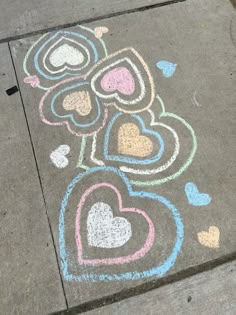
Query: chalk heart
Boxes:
[
  {"xmin": 87, "ymin": 202, "xmax": 132, "ymax": 248},
  {"xmin": 197, "ymin": 226, "xmax": 220, "ymax": 249},
  {"xmin": 100, "ymin": 67, "xmax": 135, "ymax": 96},
  {"xmin": 63, "ymin": 91, "xmax": 92, "ymax": 116},
  {"xmin": 50, "ymin": 144, "xmax": 70, "ymax": 168},
  {"xmin": 49, "ymin": 44, "xmax": 85, "ymax": 67},
  {"xmin": 118, "ymin": 123, "xmax": 153, "ymax": 158},
  {"xmin": 76, "ymin": 183, "xmax": 155, "ymax": 265},
  {"xmin": 94, "ymin": 26, "xmax": 109, "ymax": 39},
  {"xmin": 185, "ymin": 182, "xmax": 212, "ymax": 206},
  {"xmin": 156, "ymin": 61, "xmax": 177, "ymax": 78},
  {"xmin": 23, "ymin": 75, "xmax": 40, "ymax": 88}
]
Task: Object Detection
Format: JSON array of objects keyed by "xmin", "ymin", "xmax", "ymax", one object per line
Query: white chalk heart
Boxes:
[
  {"xmin": 50, "ymin": 145, "xmax": 70, "ymax": 168},
  {"xmin": 87, "ymin": 202, "xmax": 132, "ymax": 248},
  {"xmin": 49, "ymin": 44, "xmax": 84, "ymax": 67}
]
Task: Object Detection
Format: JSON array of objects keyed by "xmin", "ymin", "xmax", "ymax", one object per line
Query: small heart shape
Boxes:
[
  {"xmin": 94, "ymin": 26, "xmax": 109, "ymax": 39},
  {"xmin": 87, "ymin": 202, "xmax": 132, "ymax": 248},
  {"xmin": 185, "ymin": 182, "xmax": 211, "ymax": 206},
  {"xmin": 49, "ymin": 44, "xmax": 84, "ymax": 67},
  {"xmin": 63, "ymin": 91, "xmax": 92, "ymax": 116},
  {"xmin": 118, "ymin": 123, "xmax": 153, "ymax": 157},
  {"xmin": 50, "ymin": 145, "xmax": 70, "ymax": 168},
  {"xmin": 24, "ymin": 75, "xmax": 40, "ymax": 88},
  {"xmin": 101, "ymin": 67, "xmax": 135, "ymax": 96},
  {"xmin": 156, "ymin": 61, "xmax": 177, "ymax": 78},
  {"xmin": 197, "ymin": 226, "xmax": 220, "ymax": 248}
]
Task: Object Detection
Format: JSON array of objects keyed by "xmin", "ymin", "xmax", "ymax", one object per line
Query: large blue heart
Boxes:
[
  {"xmin": 59, "ymin": 166, "xmax": 184, "ymax": 282},
  {"xmin": 104, "ymin": 113, "xmax": 165, "ymax": 165}
]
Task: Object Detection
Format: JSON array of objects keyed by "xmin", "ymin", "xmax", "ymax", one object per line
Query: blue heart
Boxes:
[
  {"xmin": 156, "ymin": 61, "xmax": 177, "ymax": 78},
  {"xmin": 185, "ymin": 182, "xmax": 211, "ymax": 206},
  {"xmin": 104, "ymin": 113, "xmax": 165, "ymax": 165},
  {"xmin": 59, "ymin": 166, "xmax": 184, "ymax": 282}
]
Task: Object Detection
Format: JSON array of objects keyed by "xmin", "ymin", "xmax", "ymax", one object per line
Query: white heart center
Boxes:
[
  {"xmin": 49, "ymin": 44, "xmax": 84, "ymax": 67},
  {"xmin": 87, "ymin": 202, "xmax": 132, "ymax": 248}
]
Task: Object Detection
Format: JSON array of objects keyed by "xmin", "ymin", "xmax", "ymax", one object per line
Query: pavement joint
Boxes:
[
  {"xmin": 8, "ymin": 42, "xmax": 69, "ymax": 310},
  {"xmin": 48, "ymin": 252, "xmax": 236, "ymax": 315},
  {"xmin": 0, "ymin": 0, "xmax": 186, "ymax": 45}
]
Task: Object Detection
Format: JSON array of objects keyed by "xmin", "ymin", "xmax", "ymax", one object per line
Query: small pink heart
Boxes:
[
  {"xmin": 100, "ymin": 67, "xmax": 135, "ymax": 96},
  {"xmin": 24, "ymin": 75, "xmax": 40, "ymax": 88},
  {"xmin": 94, "ymin": 26, "xmax": 109, "ymax": 39}
]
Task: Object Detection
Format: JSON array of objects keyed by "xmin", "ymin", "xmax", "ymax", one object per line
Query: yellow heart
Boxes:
[
  {"xmin": 62, "ymin": 91, "xmax": 92, "ymax": 116},
  {"xmin": 118, "ymin": 123, "xmax": 153, "ymax": 158},
  {"xmin": 197, "ymin": 226, "xmax": 220, "ymax": 249}
]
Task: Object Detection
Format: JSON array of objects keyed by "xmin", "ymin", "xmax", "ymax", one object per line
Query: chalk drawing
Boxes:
[
  {"xmin": 118, "ymin": 123, "xmax": 153, "ymax": 157},
  {"xmin": 50, "ymin": 145, "xmax": 70, "ymax": 168},
  {"xmin": 156, "ymin": 60, "xmax": 177, "ymax": 78},
  {"xmin": 197, "ymin": 226, "xmax": 220, "ymax": 249},
  {"xmin": 94, "ymin": 26, "xmax": 109, "ymax": 39},
  {"xmin": 63, "ymin": 91, "xmax": 92, "ymax": 116},
  {"xmin": 101, "ymin": 66, "xmax": 135, "ymax": 96},
  {"xmin": 87, "ymin": 202, "xmax": 132, "ymax": 248},
  {"xmin": 23, "ymin": 27, "xmax": 108, "ymax": 89},
  {"xmin": 39, "ymin": 78, "xmax": 108, "ymax": 137},
  {"xmin": 191, "ymin": 91, "xmax": 202, "ymax": 107},
  {"xmin": 22, "ymin": 25, "xmax": 217, "ymax": 283},
  {"xmin": 76, "ymin": 181, "xmax": 155, "ymax": 265},
  {"xmin": 185, "ymin": 182, "xmax": 212, "ymax": 206},
  {"xmin": 23, "ymin": 75, "xmax": 40, "ymax": 88},
  {"xmin": 89, "ymin": 47, "xmax": 155, "ymax": 113},
  {"xmin": 59, "ymin": 166, "xmax": 184, "ymax": 280}
]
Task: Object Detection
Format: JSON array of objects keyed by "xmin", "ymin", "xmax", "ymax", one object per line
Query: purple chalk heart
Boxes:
[
  {"xmin": 100, "ymin": 67, "xmax": 135, "ymax": 96},
  {"xmin": 24, "ymin": 75, "xmax": 40, "ymax": 88}
]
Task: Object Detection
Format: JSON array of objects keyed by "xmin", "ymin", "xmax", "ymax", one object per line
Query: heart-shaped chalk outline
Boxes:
[
  {"xmin": 76, "ymin": 182, "xmax": 155, "ymax": 265},
  {"xmin": 156, "ymin": 61, "xmax": 177, "ymax": 78},
  {"xmin": 185, "ymin": 182, "xmax": 211, "ymax": 206},
  {"xmin": 50, "ymin": 144, "xmax": 70, "ymax": 168},
  {"xmin": 59, "ymin": 166, "xmax": 184, "ymax": 282},
  {"xmin": 104, "ymin": 112, "xmax": 164, "ymax": 165},
  {"xmin": 197, "ymin": 226, "xmax": 220, "ymax": 248}
]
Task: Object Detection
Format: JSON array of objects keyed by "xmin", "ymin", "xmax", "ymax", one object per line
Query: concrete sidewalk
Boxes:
[{"xmin": 1, "ymin": 0, "xmax": 236, "ymax": 314}]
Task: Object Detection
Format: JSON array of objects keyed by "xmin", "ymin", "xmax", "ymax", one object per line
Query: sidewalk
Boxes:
[{"xmin": 1, "ymin": 0, "xmax": 236, "ymax": 314}]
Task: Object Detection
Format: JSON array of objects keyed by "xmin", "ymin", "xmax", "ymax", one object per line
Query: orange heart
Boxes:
[
  {"xmin": 197, "ymin": 226, "xmax": 220, "ymax": 249},
  {"xmin": 63, "ymin": 91, "xmax": 92, "ymax": 116},
  {"xmin": 118, "ymin": 123, "xmax": 153, "ymax": 157}
]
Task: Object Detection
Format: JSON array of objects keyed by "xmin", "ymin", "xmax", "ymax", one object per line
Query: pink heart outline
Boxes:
[
  {"xmin": 75, "ymin": 182, "xmax": 155, "ymax": 265},
  {"xmin": 24, "ymin": 75, "xmax": 40, "ymax": 88},
  {"xmin": 100, "ymin": 67, "xmax": 135, "ymax": 96}
]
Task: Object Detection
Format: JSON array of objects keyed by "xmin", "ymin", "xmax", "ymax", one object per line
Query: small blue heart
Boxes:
[
  {"xmin": 156, "ymin": 61, "xmax": 177, "ymax": 78},
  {"xmin": 185, "ymin": 182, "xmax": 211, "ymax": 206}
]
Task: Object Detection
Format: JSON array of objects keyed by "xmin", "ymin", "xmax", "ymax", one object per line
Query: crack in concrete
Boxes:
[{"xmin": 0, "ymin": 0, "xmax": 186, "ymax": 44}]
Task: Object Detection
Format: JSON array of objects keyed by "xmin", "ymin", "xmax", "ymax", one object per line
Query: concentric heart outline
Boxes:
[
  {"xmin": 76, "ymin": 182, "xmax": 155, "ymax": 265},
  {"xmin": 59, "ymin": 166, "xmax": 184, "ymax": 282},
  {"xmin": 104, "ymin": 112, "xmax": 165, "ymax": 165}
]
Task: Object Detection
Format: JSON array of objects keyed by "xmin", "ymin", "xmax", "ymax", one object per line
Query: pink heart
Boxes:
[
  {"xmin": 100, "ymin": 67, "xmax": 135, "ymax": 96},
  {"xmin": 24, "ymin": 75, "xmax": 40, "ymax": 88},
  {"xmin": 75, "ymin": 182, "xmax": 155, "ymax": 265}
]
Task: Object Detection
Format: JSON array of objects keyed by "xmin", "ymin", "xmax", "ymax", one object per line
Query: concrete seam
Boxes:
[
  {"xmin": 0, "ymin": 0, "xmax": 186, "ymax": 44},
  {"xmin": 7, "ymin": 42, "xmax": 69, "ymax": 310}
]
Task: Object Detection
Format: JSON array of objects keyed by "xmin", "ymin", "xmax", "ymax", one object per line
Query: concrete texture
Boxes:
[
  {"xmin": 85, "ymin": 261, "xmax": 236, "ymax": 315},
  {"xmin": 0, "ymin": 0, "xmax": 174, "ymax": 41},
  {"xmin": 6, "ymin": 0, "xmax": 236, "ymax": 311},
  {"xmin": 0, "ymin": 43, "xmax": 66, "ymax": 314}
]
